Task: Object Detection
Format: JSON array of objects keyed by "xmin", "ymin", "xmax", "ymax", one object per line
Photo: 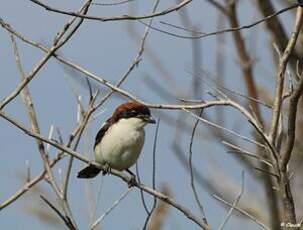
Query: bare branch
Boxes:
[
  {"xmin": 10, "ymin": 33, "xmax": 63, "ymax": 200},
  {"xmin": 90, "ymin": 188, "xmax": 133, "ymax": 229},
  {"xmin": 29, "ymin": 0, "xmax": 193, "ymax": 22},
  {"xmin": 188, "ymin": 109, "xmax": 208, "ymax": 222},
  {"xmin": 223, "ymin": 141, "xmax": 273, "ymax": 167},
  {"xmin": 0, "ymin": 98, "xmax": 95, "ymax": 210},
  {"xmin": 218, "ymin": 171, "xmax": 245, "ymax": 230},
  {"xmin": 137, "ymin": 3, "xmax": 303, "ymax": 40},
  {"xmin": 142, "ymin": 118, "xmax": 160, "ymax": 229},
  {"xmin": 92, "ymin": 0, "xmax": 135, "ymax": 6},
  {"xmin": 0, "ymin": 0, "xmax": 92, "ymax": 110},
  {"xmin": 281, "ymin": 73, "xmax": 303, "ymax": 170},
  {"xmin": 269, "ymin": 6, "xmax": 303, "ymax": 145},
  {"xmin": 0, "ymin": 111, "xmax": 210, "ymax": 229},
  {"xmin": 213, "ymin": 194, "xmax": 270, "ymax": 230},
  {"xmin": 40, "ymin": 195, "xmax": 76, "ymax": 230}
]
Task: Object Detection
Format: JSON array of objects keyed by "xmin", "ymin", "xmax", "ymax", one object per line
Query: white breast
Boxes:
[{"xmin": 94, "ymin": 118, "xmax": 146, "ymax": 171}]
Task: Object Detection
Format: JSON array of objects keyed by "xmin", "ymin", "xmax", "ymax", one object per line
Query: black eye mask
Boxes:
[{"xmin": 118, "ymin": 107, "xmax": 151, "ymax": 120}]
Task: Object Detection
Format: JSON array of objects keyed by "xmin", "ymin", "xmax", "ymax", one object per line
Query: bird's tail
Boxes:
[{"xmin": 77, "ymin": 164, "xmax": 101, "ymax": 178}]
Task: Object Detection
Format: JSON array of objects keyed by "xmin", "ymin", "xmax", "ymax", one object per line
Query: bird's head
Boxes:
[{"xmin": 110, "ymin": 102, "xmax": 156, "ymax": 129}]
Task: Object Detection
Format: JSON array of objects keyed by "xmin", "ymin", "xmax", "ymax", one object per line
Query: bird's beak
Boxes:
[{"xmin": 142, "ymin": 115, "xmax": 156, "ymax": 124}]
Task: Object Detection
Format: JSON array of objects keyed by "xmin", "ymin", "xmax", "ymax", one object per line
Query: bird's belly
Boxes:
[{"xmin": 94, "ymin": 129, "xmax": 145, "ymax": 171}]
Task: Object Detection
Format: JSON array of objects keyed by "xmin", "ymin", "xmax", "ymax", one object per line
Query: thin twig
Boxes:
[
  {"xmin": 213, "ymin": 194, "xmax": 270, "ymax": 230},
  {"xmin": 0, "ymin": 0, "xmax": 92, "ymax": 110},
  {"xmin": 0, "ymin": 18, "xmax": 280, "ymax": 114},
  {"xmin": 218, "ymin": 171, "xmax": 245, "ymax": 230},
  {"xmin": 29, "ymin": 0, "xmax": 192, "ymax": 22},
  {"xmin": 188, "ymin": 109, "xmax": 207, "ymax": 222},
  {"xmin": 142, "ymin": 118, "xmax": 160, "ymax": 229},
  {"xmin": 253, "ymin": 167, "xmax": 279, "ymax": 179},
  {"xmin": 95, "ymin": 0, "xmax": 160, "ymax": 110},
  {"xmin": 92, "ymin": 0, "xmax": 135, "ymax": 6},
  {"xmin": 189, "ymin": 68, "xmax": 272, "ymax": 108},
  {"xmin": 183, "ymin": 108, "xmax": 267, "ymax": 149},
  {"xmin": 223, "ymin": 141, "xmax": 273, "ymax": 167},
  {"xmin": 10, "ymin": 33, "xmax": 62, "ymax": 197},
  {"xmin": 136, "ymin": 163, "xmax": 150, "ymax": 215},
  {"xmin": 40, "ymin": 195, "xmax": 76, "ymax": 230},
  {"xmin": 269, "ymin": 5, "xmax": 303, "ymax": 145},
  {"xmin": 0, "ymin": 96, "xmax": 96, "ymax": 210},
  {"xmin": 281, "ymin": 70, "xmax": 303, "ymax": 170},
  {"xmin": 90, "ymin": 188, "xmax": 133, "ymax": 229},
  {"xmin": 137, "ymin": 3, "xmax": 303, "ymax": 40}
]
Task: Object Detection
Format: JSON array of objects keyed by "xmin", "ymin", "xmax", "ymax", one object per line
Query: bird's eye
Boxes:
[{"xmin": 130, "ymin": 110, "xmax": 138, "ymax": 115}]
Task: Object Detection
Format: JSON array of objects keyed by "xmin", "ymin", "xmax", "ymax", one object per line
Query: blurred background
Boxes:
[{"xmin": 1, "ymin": 0, "xmax": 303, "ymax": 229}]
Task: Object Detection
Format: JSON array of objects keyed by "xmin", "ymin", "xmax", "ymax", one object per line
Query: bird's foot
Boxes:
[
  {"xmin": 127, "ymin": 175, "xmax": 137, "ymax": 188},
  {"xmin": 102, "ymin": 163, "xmax": 111, "ymax": 175},
  {"xmin": 126, "ymin": 169, "xmax": 137, "ymax": 188}
]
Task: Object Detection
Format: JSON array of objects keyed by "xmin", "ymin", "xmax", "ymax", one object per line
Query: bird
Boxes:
[{"xmin": 77, "ymin": 101, "xmax": 156, "ymax": 179}]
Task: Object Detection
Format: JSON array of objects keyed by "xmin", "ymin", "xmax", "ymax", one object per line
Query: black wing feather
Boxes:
[
  {"xmin": 77, "ymin": 165, "xmax": 101, "ymax": 178},
  {"xmin": 94, "ymin": 119, "xmax": 111, "ymax": 149},
  {"xmin": 77, "ymin": 120, "xmax": 111, "ymax": 179}
]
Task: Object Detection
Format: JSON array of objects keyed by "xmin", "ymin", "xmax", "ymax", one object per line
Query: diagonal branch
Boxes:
[
  {"xmin": 226, "ymin": 0, "xmax": 262, "ymax": 125},
  {"xmin": 218, "ymin": 171, "xmax": 245, "ymax": 230},
  {"xmin": 0, "ymin": 111, "xmax": 210, "ymax": 230},
  {"xmin": 0, "ymin": 97, "xmax": 95, "ymax": 211},
  {"xmin": 0, "ymin": 0, "xmax": 92, "ymax": 110},
  {"xmin": 213, "ymin": 194, "xmax": 270, "ymax": 230},
  {"xmin": 40, "ymin": 195, "xmax": 76, "ymax": 230},
  {"xmin": 10, "ymin": 34, "xmax": 62, "ymax": 200}
]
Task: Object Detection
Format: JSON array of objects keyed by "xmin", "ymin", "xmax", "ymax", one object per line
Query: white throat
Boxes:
[{"xmin": 117, "ymin": 117, "xmax": 148, "ymax": 130}]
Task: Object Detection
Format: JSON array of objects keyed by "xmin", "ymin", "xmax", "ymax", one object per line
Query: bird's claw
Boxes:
[
  {"xmin": 102, "ymin": 163, "xmax": 111, "ymax": 175},
  {"xmin": 127, "ymin": 175, "xmax": 137, "ymax": 188},
  {"xmin": 126, "ymin": 169, "xmax": 137, "ymax": 187}
]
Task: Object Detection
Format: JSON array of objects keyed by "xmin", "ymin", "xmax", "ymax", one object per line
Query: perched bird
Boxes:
[{"xmin": 77, "ymin": 101, "xmax": 155, "ymax": 179}]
